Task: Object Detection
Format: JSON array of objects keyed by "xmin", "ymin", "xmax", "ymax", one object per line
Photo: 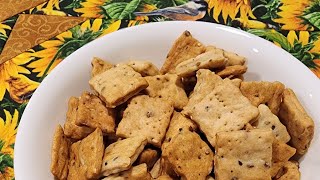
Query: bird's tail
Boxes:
[{"xmin": 133, "ymin": 10, "xmax": 162, "ymax": 16}]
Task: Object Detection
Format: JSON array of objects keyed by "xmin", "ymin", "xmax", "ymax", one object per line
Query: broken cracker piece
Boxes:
[
  {"xmin": 255, "ymin": 104, "xmax": 290, "ymax": 143},
  {"xmin": 145, "ymin": 74, "xmax": 188, "ymax": 110},
  {"xmin": 91, "ymin": 57, "xmax": 113, "ymax": 77},
  {"xmin": 155, "ymin": 175, "xmax": 173, "ymax": 180},
  {"xmin": 205, "ymin": 45, "xmax": 246, "ymax": 66},
  {"xmin": 160, "ymin": 31, "xmax": 206, "ymax": 74},
  {"xmin": 240, "ymin": 81, "xmax": 285, "ymax": 115},
  {"xmin": 102, "ymin": 163, "xmax": 151, "ymax": 180},
  {"xmin": 175, "ymin": 48, "xmax": 227, "ymax": 77},
  {"xmin": 89, "ymin": 64, "xmax": 149, "ymax": 108},
  {"xmin": 216, "ymin": 65, "xmax": 247, "ymax": 78},
  {"xmin": 76, "ymin": 91, "xmax": 116, "ymax": 134},
  {"xmin": 275, "ymin": 161, "xmax": 300, "ymax": 180},
  {"xmin": 101, "ymin": 136, "xmax": 147, "ymax": 176},
  {"xmin": 215, "ymin": 129, "xmax": 273, "ymax": 180},
  {"xmin": 150, "ymin": 158, "xmax": 161, "ymax": 179},
  {"xmin": 162, "ymin": 130, "xmax": 214, "ymax": 180},
  {"xmin": 50, "ymin": 125, "xmax": 70, "ymax": 180},
  {"xmin": 64, "ymin": 97, "xmax": 93, "ymax": 140},
  {"xmin": 116, "ymin": 95, "xmax": 173, "ymax": 147},
  {"xmin": 137, "ymin": 148, "xmax": 159, "ymax": 170},
  {"xmin": 279, "ymin": 88, "xmax": 314, "ymax": 155},
  {"xmin": 184, "ymin": 79, "xmax": 259, "ymax": 147},
  {"xmin": 126, "ymin": 60, "xmax": 160, "ymax": 76}
]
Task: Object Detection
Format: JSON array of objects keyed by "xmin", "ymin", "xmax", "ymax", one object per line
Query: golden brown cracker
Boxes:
[
  {"xmin": 215, "ymin": 129, "xmax": 273, "ymax": 180},
  {"xmin": 91, "ymin": 57, "xmax": 113, "ymax": 77},
  {"xmin": 68, "ymin": 128, "xmax": 104, "ymax": 179},
  {"xmin": 162, "ymin": 130, "xmax": 214, "ymax": 180},
  {"xmin": 160, "ymin": 31, "xmax": 206, "ymax": 74},
  {"xmin": 216, "ymin": 65, "xmax": 247, "ymax": 78},
  {"xmin": 64, "ymin": 97, "xmax": 93, "ymax": 140},
  {"xmin": 255, "ymin": 104, "xmax": 290, "ymax": 143},
  {"xmin": 184, "ymin": 79, "xmax": 259, "ymax": 147},
  {"xmin": 102, "ymin": 163, "xmax": 151, "ymax": 180},
  {"xmin": 89, "ymin": 64, "xmax": 149, "ymax": 108},
  {"xmin": 155, "ymin": 175, "xmax": 173, "ymax": 180},
  {"xmin": 182, "ymin": 69, "xmax": 222, "ymax": 114},
  {"xmin": 240, "ymin": 81, "xmax": 285, "ymax": 115},
  {"xmin": 271, "ymin": 139, "xmax": 296, "ymax": 177},
  {"xmin": 50, "ymin": 125, "xmax": 70, "ymax": 180},
  {"xmin": 223, "ymin": 50, "xmax": 246, "ymax": 66},
  {"xmin": 145, "ymin": 74, "xmax": 188, "ymax": 109},
  {"xmin": 279, "ymin": 88, "xmax": 314, "ymax": 155},
  {"xmin": 230, "ymin": 78, "xmax": 242, "ymax": 87},
  {"xmin": 76, "ymin": 91, "xmax": 116, "ymax": 134},
  {"xmin": 137, "ymin": 148, "xmax": 159, "ymax": 170},
  {"xmin": 126, "ymin": 60, "xmax": 160, "ymax": 76},
  {"xmin": 162, "ymin": 111, "xmax": 197, "ymax": 150},
  {"xmin": 116, "ymin": 95, "xmax": 174, "ymax": 147},
  {"xmin": 150, "ymin": 158, "xmax": 162, "ymax": 179},
  {"xmin": 175, "ymin": 49, "xmax": 227, "ymax": 77},
  {"xmin": 275, "ymin": 161, "xmax": 300, "ymax": 180},
  {"xmin": 101, "ymin": 136, "xmax": 147, "ymax": 176}
]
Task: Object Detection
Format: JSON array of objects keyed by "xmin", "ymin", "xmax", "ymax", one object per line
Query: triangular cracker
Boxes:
[
  {"xmin": 76, "ymin": 91, "xmax": 116, "ymax": 134},
  {"xmin": 205, "ymin": 45, "xmax": 246, "ymax": 66},
  {"xmin": 68, "ymin": 128, "xmax": 104, "ymax": 179},
  {"xmin": 255, "ymin": 104, "xmax": 290, "ymax": 143},
  {"xmin": 175, "ymin": 48, "xmax": 227, "ymax": 77},
  {"xmin": 102, "ymin": 163, "xmax": 151, "ymax": 180},
  {"xmin": 240, "ymin": 81, "xmax": 285, "ymax": 114},
  {"xmin": 162, "ymin": 129, "xmax": 214, "ymax": 180},
  {"xmin": 145, "ymin": 74, "xmax": 188, "ymax": 109},
  {"xmin": 216, "ymin": 65, "xmax": 247, "ymax": 78},
  {"xmin": 89, "ymin": 64, "xmax": 149, "ymax": 108},
  {"xmin": 91, "ymin": 57, "xmax": 113, "ymax": 77},
  {"xmin": 126, "ymin": 60, "xmax": 160, "ymax": 76},
  {"xmin": 50, "ymin": 125, "xmax": 70, "ymax": 180},
  {"xmin": 101, "ymin": 136, "xmax": 147, "ymax": 176},
  {"xmin": 279, "ymin": 88, "xmax": 314, "ymax": 155},
  {"xmin": 184, "ymin": 79, "xmax": 259, "ymax": 147},
  {"xmin": 215, "ymin": 129, "xmax": 273, "ymax": 180},
  {"xmin": 116, "ymin": 95, "xmax": 174, "ymax": 147},
  {"xmin": 64, "ymin": 97, "xmax": 93, "ymax": 140},
  {"xmin": 160, "ymin": 31, "xmax": 206, "ymax": 74}
]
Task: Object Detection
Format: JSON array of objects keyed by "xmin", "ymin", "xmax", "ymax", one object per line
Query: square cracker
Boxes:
[
  {"xmin": 162, "ymin": 129, "xmax": 214, "ymax": 180},
  {"xmin": 68, "ymin": 128, "xmax": 104, "ymax": 179},
  {"xmin": 137, "ymin": 148, "xmax": 159, "ymax": 170},
  {"xmin": 126, "ymin": 60, "xmax": 160, "ymax": 76},
  {"xmin": 116, "ymin": 95, "xmax": 174, "ymax": 147},
  {"xmin": 160, "ymin": 30, "xmax": 206, "ymax": 74},
  {"xmin": 145, "ymin": 74, "xmax": 188, "ymax": 109},
  {"xmin": 50, "ymin": 125, "xmax": 70, "ymax": 180},
  {"xmin": 89, "ymin": 64, "xmax": 149, "ymax": 108},
  {"xmin": 275, "ymin": 161, "xmax": 300, "ymax": 180},
  {"xmin": 183, "ymin": 69, "xmax": 222, "ymax": 113},
  {"xmin": 102, "ymin": 163, "xmax": 151, "ymax": 180},
  {"xmin": 91, "ymin": 57, "xmax": 113, "ymax": 77},
  {"xmin": 101, "ymin": 136, "xmax": 147, "ymax": 176},
  {"xmin": 255, "ymin": 104, "xmax": 290, "ymax": 143},
  {"xmin": 279, "ymin": 88, "xmax": 314, "ymax": 155},
  {"xmin": 162, "ymin": 111, "xmax": 197, "ymax": 150},
  {"xmin": 184, "ymin": 79, "xmax": 259, "ymax": 147},
  {"xmin": 215, "ymin": 129, "xmax": 273, "ymax": 180},
  {"xmin": 64, "ymin": 96, "xmax": 93, "ymax": 140},
  {"xmin": 76, "ymin": 91, "xmax": 116, "ymax": 134},
  {"xmin": 216, "ymin": 65, "xmax": 247, "ymax": 78},
  {"xmin": 271, "ymin": 139, "xmax": 296, "ymax": 177},
  {"xmin": 175, "ymin": 48, "xmax": 227, "ymax": 77},
  {"xmin": 240, "ymin": 81, "xmax": 285, "ymax": 115}
]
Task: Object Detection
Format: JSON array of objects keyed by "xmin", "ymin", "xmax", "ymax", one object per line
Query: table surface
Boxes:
[{"xmin": 0, "ymin": 0, "xmax": 319, "ymax": 179}]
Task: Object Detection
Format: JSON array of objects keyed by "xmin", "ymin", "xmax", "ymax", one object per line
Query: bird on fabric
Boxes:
[{"xmin": 134, "ymin": 0, "xmax": 208, "ymax": 21}]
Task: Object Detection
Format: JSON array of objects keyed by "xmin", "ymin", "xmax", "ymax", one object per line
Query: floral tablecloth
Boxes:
[{"xmin": 0, "ymin": 0, "xmax": 319, "ymax": 179}]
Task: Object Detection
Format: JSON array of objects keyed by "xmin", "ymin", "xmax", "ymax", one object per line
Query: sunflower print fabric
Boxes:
[{"xmin": 0, "ymin": 0, "xmax": 319, "ymax": 178}]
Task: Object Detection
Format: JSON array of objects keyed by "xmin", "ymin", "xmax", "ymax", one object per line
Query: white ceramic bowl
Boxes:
[{"xmin": 14, "ymin": 21, "xmax": 320, "ymax": 179}]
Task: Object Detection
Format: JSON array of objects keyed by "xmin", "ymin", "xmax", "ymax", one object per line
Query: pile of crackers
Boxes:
[{"xmin": 51, "ymin": 31, "xmax": 315, "ymax": 180}]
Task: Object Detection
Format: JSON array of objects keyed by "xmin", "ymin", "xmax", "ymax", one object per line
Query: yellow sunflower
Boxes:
[
  {"xmin": 0, "ymin": 52, "xmax": 39, "ymax": 103},
  {"xmin": 274, "ymin": 0, "xmax": 312, "ymax": 30},
  {"xmin": 30, "ymin": 0, "xmax": 66, "ymax": 16},
  {"xmin": 74, "ymin": 0, "xmax": 105, "ymax": 18},
  {"xmin": 0, "ymin": 167, "xmax": 14, "ymax": 180},
  {"xmin": 0, "ymin": 23, "xmax": 11, "ymax": 37},
  {"xmin": 207, "ymin": 0, "xmax": 255, "ymax": 23},
  {"xmin": 101, "ymin": 20, "xmax": 121, "ymax": 35},
  {"xmin": 135, "ymin": 4, "xmax": 157, "ymax": 21},
  {"xmin": 0, "ymin": 109, "xmax": 18, "ymax": 157}
]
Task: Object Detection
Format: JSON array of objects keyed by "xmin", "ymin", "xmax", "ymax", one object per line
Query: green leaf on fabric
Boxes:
[
  {"xmin": 0, "ymin": 153, "xmax": 13, "ymax": 173},
  {"xmin": 119, "ymin": 0, "xmax": 141, "ymax": 19},
  {"xmin": 103, "ymin": 0, "xmax": 141, "ymax": 19},
  {"xmin": 247, "ymin": 29, "xmax": 291, "ymax": 51},
  {"xmin": 302, "ymin": 12, "xmax": 320, "ymax": 30},
  {"xmin": 0, "ymin": 140, "xmax": 4, "ymax": 151}
]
